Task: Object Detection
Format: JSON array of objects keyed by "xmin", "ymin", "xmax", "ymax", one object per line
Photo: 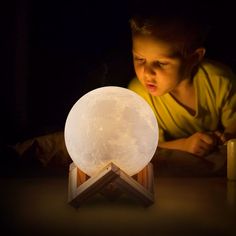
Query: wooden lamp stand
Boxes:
[{"xmin": 68, "ymin": 162, "xmax": 154, "ymax": 208}]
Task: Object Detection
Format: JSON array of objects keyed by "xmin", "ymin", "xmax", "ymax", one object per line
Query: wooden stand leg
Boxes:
[{"xmin": 68, "ymin": 162, "xmax": 155, "ymax": 208}]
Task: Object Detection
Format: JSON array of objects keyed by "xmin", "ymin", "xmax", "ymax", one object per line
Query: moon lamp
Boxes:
[{"xmin": 64, "ymin": 86, "xmax": 159, "ymax": 207}]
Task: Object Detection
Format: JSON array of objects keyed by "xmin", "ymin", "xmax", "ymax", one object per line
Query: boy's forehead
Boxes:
[{"xmin": 132, "ymin": 35, "xmax": 180, "ymax": 59}]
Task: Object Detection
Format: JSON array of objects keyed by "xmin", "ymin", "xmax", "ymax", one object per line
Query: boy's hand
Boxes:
[
  {"xmin": 213, "ymin": 130, "xmax": 227, "ymax": 145},
  {"xmin": 184, "ymin": 132, "xmax": 217, "ymax": 157},
  {"xmin": 214, "ymin": 130, "xmax": 235, "ymax": 145}
]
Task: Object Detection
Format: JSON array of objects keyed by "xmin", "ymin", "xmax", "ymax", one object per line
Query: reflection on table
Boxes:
[{"xmin": 1, "ymin": 145, "xmax": 236, "ymax": 236}]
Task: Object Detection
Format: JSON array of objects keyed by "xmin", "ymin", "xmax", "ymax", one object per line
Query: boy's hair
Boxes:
[{"xmin": 129, "ymin": 4, "xmax": 210, "ymax": 58}]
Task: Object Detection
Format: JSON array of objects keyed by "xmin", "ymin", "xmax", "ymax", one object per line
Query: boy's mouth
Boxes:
[{"xmin": 146, "ymin": 83, "xmax": 157, "ymax": 93}]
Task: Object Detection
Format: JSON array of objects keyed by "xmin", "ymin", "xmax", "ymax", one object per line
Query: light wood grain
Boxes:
[{"xmin": 68, "ymin": 162, "xmax": 154, "ymax": 207}]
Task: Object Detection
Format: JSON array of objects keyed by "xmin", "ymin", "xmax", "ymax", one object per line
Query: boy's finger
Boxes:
[
  {"xmin": 195, "ymin": 144, "xmax": 210, "ymax": 157},
  {"xmin": 200, "ymin": 133, "xmax": 215, "ymax": 145},
  {"xmin": 214, "ymin": 130, "xmax": 223, "ymax": 138}
]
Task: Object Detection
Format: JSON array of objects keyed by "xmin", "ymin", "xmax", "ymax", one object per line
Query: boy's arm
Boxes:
[
  {"xmin": 219, "ymin": 74, "xmax": 236, "ymax": 142},
  {"xmin": 158, "ymin": 131, "xmax": 217, "ymax": 157}
]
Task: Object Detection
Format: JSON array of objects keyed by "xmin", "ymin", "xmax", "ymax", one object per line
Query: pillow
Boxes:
[{"xmin": 13, "ymin": 131, "xmax": 72, "ymax": 168}]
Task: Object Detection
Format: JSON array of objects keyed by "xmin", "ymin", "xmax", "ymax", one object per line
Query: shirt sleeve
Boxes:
[{"xmin": 219, "ymin": 76, "xmax": 236, "ymax": 129}]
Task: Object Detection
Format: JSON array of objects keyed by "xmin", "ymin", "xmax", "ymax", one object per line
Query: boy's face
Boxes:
[{"xmin": 132, "ymin": 35, "xmax": 190, "ymax": 96}]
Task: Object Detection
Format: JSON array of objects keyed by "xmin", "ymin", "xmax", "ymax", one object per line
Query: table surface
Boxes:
[
  {"xmin": 1, "ymin": 175, "xmax": 236, "ymax": 236},
  {"xmin": 1, "ymin": 144, "xmax": 235, "ymax": 236}
]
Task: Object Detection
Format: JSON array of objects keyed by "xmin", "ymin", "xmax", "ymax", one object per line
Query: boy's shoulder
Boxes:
[
  {"xmin": 198, "ymin": 59, "xmax": 236, "ymax": 94},
  {"xmin": 200, "ymin": 59, "xmax": 235, "ymax": 78}
]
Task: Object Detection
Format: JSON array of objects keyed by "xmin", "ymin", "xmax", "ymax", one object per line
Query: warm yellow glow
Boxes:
[{"xmin": 64, "ymin": 86, "xmax": 158, "ymax": 177}]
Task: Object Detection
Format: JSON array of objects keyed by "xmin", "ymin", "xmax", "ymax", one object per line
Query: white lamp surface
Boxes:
[{"xmin": 64, "ymin": 86, "xmax": 158, "ymax": 177}]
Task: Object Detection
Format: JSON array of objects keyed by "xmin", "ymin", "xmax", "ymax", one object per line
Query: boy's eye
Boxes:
[
  {"xmin": 153, "ymin": 61, "xmax": 168, "ymax": 68},
  {"xmin": 134, "ymin": 57, "xmax": 145, "ymax": 63}
]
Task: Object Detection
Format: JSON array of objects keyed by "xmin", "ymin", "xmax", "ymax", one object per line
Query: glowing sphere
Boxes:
[{"xmin": 64, "ymin": 86, "xmax": 158, "ymax": 177}]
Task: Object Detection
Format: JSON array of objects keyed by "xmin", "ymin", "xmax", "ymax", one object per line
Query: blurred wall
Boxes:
[{"xmin": 2, "ymin": 0, "xmax": 236, "ymax": 145}]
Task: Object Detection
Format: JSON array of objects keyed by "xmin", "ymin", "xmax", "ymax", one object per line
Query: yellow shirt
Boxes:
[{"xmin": 128, "ymin": 60, "xmax": 236, "ymax": 142}]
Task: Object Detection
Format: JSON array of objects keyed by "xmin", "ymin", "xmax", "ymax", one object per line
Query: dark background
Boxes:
[
  {"xmin": 2, "ymin": 0, "xmax": 236, "ymax": 147},
  {"xmin": 0, "ymin": 3, "xmax": 235, "ymax": 235}
]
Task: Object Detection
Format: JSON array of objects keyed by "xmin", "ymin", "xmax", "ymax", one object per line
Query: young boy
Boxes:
[{"xmin": 128, "ymin": 10, "xmax": 236, "ymax": 157}]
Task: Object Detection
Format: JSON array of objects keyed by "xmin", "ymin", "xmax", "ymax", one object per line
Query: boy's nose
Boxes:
[
  {"xmin": 144, "ymin": 64, "xmax": 156, "ymax": 76},
  {"xmin": 144, "ymin": 75, "xmax": 157, "ymax": 84}
]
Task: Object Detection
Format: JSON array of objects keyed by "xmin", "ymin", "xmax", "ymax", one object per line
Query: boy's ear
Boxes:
[
  {"xmin": 186, "ymin": 48, "xmax": 206, "ymax": 74},
  {"xmin": 193, "ymin": 47, "xmax": 206, "ymax": 62},
  {"xmin": 188, "ymin": 48, "xmax": 206, "ymax": 70}
]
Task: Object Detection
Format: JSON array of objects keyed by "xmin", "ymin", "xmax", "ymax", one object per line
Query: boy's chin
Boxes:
[{"xmin": 148, "ymin": 89, "xmax": 164, "ymax": 96}]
